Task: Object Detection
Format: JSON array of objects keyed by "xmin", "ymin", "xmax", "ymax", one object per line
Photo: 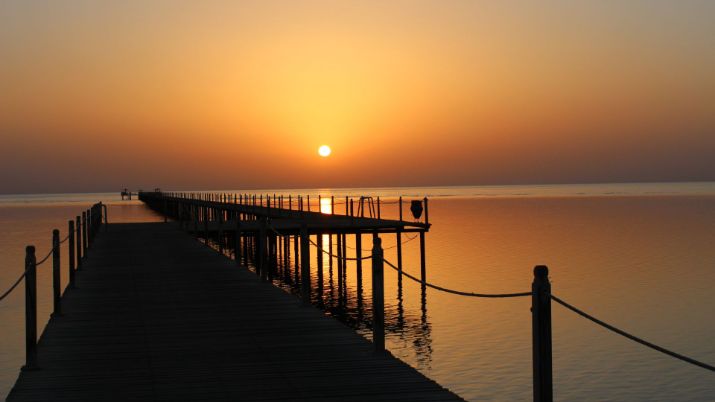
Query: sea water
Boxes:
[{"xmin": 1, "ymin": 182, "xmax": 713, "ymax": 401}]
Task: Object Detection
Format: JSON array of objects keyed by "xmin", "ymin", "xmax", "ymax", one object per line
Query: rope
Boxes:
[
  {"xmin": 309, "ymin": 238, "xmax": 373, "ymax": 261},
  {"xmin": 0, "ymin": 232, "xmax": 73, "ymax": 301},
  {"xmin": 0, "ymin": 272, "xmax": 26, "ymax": 302},
  {"xmin": 344, "ymin": 233, "xmax": 418, "ymax": 251},
  {"xmin": 266, "ymin": 223, "xmax": 373, "ymax": 261},
  {"xmin": 383, "ymin": 259, "xmax": 532, "ymax": 298},
  {"xmin": 551, "ymin": 295, "xmax": 715, "ymax": 372},
  {"xmin": 35, "ymin": 248, "xmax": 54, "ymax": 266}
]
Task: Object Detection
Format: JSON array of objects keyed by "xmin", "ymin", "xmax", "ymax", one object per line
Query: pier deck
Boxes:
[{"xmin": 8, "ymin": 222, "xmax": 461, "ymax": 401}]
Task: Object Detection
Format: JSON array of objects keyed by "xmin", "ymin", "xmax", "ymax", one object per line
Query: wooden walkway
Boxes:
[{"xmin": 8, "ymin": 223, "xmax": 462, "ymax": 401}]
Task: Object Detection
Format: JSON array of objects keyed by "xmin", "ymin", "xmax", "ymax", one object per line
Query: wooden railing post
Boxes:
[
  {"xmin": 23, "ymin": 246, "xmax": 38, "ymax": 371},
  {"xmin": 82, "ymin": 211, "xmax": 88, "ymax": 258},
  {"xmin": 76, "ymin": 216, "xmax": 82, "ymax": 270},
  {"xmin": 68, "ymin": 220, "xmax": 75, "ymax": 288},
  {"xmin": 102, "ymin": 203, "xmax": 108, "ymax": 230},
  {"xmin": 532, "ymin": 265, "xmax": 553, "ymax": 402},
  {"xmin": 87, "ymin": 209, "xmax": 93, "ymax": 247},
  {"xmin": 300, "ymin": 224, "xmax": 311, "ymax": 304},
  {"xmin": 371, "ymin": 235, "xmax": 385, "ymax": 352},
  {"xmin": 51, "ymin": 229, "xmax": 61, "ymax": 317}
]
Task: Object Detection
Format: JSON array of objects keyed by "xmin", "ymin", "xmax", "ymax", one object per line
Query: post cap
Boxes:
[
  {"xmin": 26, "ymin": 245, "xmax": 35, "ymax": 254},
  {"xmin": 534, "ymin": 265, "xmax": 549, "ymax": 277}
]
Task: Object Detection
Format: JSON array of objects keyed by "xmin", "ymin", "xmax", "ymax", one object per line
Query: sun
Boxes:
[{"xmin": 318, "ymin": 145, "xmax": 331, "ymax": 157}]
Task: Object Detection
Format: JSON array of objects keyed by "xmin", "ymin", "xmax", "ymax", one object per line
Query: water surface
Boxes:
[{"xmin": 0, "ymin": 183, "xmax": 713, "ymax": 401}]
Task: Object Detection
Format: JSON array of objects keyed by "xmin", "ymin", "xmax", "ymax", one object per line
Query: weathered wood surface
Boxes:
[{"xmin": 8, "ymin": 223, "xmax": 462, "ymax": 402}]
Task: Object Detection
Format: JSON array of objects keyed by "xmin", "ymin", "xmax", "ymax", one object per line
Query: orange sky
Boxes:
[{"xmin": 1, "ymin": 1, "xmax": 713, "ymax": 193}]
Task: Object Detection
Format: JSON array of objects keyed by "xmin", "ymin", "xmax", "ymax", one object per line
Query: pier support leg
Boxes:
[
  {"xmin": 300, "ymin": 226, "xmax": 311, "ymax": 304},
  {"xmin": 235, "ymin": 223, "xmax": 242, "ymax": 266},
  {"xmin": 293, "ymin": 235, "xmax": 300, "ymax": 284},
  {"xmin": 532, "ymin": 265, "xmax": 553, "ymax": 402},
  {"xmin": 317, "ymin": 233, "xmax": 323, "ymax": 297},
  {"xmin": 419, "ymin": 231, "xmax": 426, "ymax": 286},
  {"xmin": 371, "ymin": 235, "xmax": 384, "ymax": 353},
  {"xmin": 258, "ymin": 220, "xmax": 268, "ymax": 280},
  {"xmin": 356, "ymin": 233, "xmax": 363, "ymax": 296},
  {"xmin": 337, "ymin": 233, "xmax": 343, "ymax": 300}
]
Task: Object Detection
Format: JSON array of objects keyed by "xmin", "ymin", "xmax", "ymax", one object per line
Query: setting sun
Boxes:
[{"xmin": 318, "ymin": 145, "xmax": 332, "ymax": 157}]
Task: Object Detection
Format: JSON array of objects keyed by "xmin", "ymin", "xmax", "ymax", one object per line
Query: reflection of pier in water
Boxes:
[{"xmin": 221, "ymin": 234, "xmax": 435, "ymax": 368}]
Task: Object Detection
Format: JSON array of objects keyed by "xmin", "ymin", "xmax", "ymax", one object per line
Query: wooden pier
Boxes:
[{"xmin": 8, "ymin": 193, "xmax": 462, "ymax": 401}]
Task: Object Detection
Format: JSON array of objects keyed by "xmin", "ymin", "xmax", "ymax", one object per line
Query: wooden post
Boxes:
[
  {"xmin": 377, "ymin": 197, "xmax": 381, "ymax": 219},
  {"xmin": 399, "ymin": 196, "xmax": 403, "ymax": 221},
  {"xmin": 204, "ymin": 204, "xmax": 209, "ymax": 244},
  {"xmin": 258, "ymin": 219, "xmax": 268, "ymax": 280},
  {"xmin": 68, "ymin": 220, "xmax": 75, "ymax": 288},
  {"xmin": 345, "ymin": 196, "xmax": 349, "ymax": 215},
  {"xmin": 316, "ymin": 233, "xmax": 323, "ymax": 291},
  {"xmin": 355, "ymin": 232, "xmax": 362, "ymax": 292},
  {"xmin": 424, "ymin": 197, "xmax": 429, "ymax": 226},
  {"xmin": 331, "ymin": 196, "xmax": 335, "ymax": 214},
  {"xmin": 342, "ymin": 233, "xmax": 347, "ymax": 293},
  {"xmin": 532, "ymin": 265, "xmax": 553, "ymax": 402},
  {"xmin": 371, "ymin": 236, "xmax": 384, "ymax": 352},
  {"xmin": 307, "ymin": 195, "xmax": 310, "ymax": 212},
  {"xmin": 23, "ymin": 246, "xmax": 38, "ymax": 370},
  {"xmin": 218, "ymin": 205, "xmax": 224, "ymax": 254},
  {"xmin": 300, "ymin": 225, "xmax": 310, "ymax": 304},
  {"xmin": 76, "ymin": 216, "xmax": 82, "ymax": 270},
  {"xmin": 337, "ymin": 232, "xmax": 343, "ymax": 294},
  {"xmin": 419, "ymin": 231, "xmax": 426, "ymax": 286},
  {"xmin": 51, "ymin": 229, "xmax": 61, "ymax": 317},
  {"xmin": 235, "ymin": 221, "xmax": 242, "ymax": 266},
  {"xmin": 396, "ymin": 230, "xmax": 403, "ymax": 277},
  {"xmin": 293, "ymin": 233, "xmax": 300, "ymax": 284},
  {"xmin": 82, "ymin": 212, "xmax": 88, "ymax": 259}
]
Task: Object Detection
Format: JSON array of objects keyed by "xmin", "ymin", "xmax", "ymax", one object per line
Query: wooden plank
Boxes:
[{"xmin": 8, "ymin": 223, "xmax": 462, "ymax": 402}]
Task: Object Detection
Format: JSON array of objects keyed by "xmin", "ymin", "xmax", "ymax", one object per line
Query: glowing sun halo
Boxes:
[{"xmin": 318, "ymin": 145, "xmax": 331, "ymax": 157}]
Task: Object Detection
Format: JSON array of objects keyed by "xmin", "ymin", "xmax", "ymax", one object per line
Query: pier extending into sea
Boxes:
[
  {"xmin": 5, "ymin": 192, "xmax": 713, "ymax": 402},
  {"xmin": 6, "ymin": 193, "xmax": 465, "ymax": 401}
]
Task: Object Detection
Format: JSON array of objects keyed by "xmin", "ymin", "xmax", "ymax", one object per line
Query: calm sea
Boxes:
[{"xmin": 1, "ymin": 183, "xmax": 714, "ymax": 401}]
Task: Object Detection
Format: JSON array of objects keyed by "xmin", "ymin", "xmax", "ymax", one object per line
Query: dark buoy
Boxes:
[{"xmin": 410, "ymin": 200, "xmax": 423, "ymax": 220}]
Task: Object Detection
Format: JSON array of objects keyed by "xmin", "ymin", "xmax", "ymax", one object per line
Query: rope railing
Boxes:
[
  {"xmin": 383, "ymin": 258, "xmax": 532, "ymax": 298},
  {"xmin": 345, "ymin": 233, "xmax": 418, "ymax": 251},
  {"xmin": 265, "ymin": 223, "xmax": 373, "ymax": 261},
  {"xmin": 551, "ymin": 294, "xmax": 715, "ymax": 372},
  {"xmin": 3, "ymin": 202, "xmax": 104, "ymax": 371},
  {"xmin": 0, "ymin": 233, "xmax": 73, "ymax": 299},
  {"xmin": 0, "ymin": 272, "xmax": 26, "ymax": 302}
]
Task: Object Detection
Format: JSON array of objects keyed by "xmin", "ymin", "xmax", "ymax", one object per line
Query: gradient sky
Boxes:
[{"xmin": 1, "ymin": 0, "xmax": 713, "ymax": 194}]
